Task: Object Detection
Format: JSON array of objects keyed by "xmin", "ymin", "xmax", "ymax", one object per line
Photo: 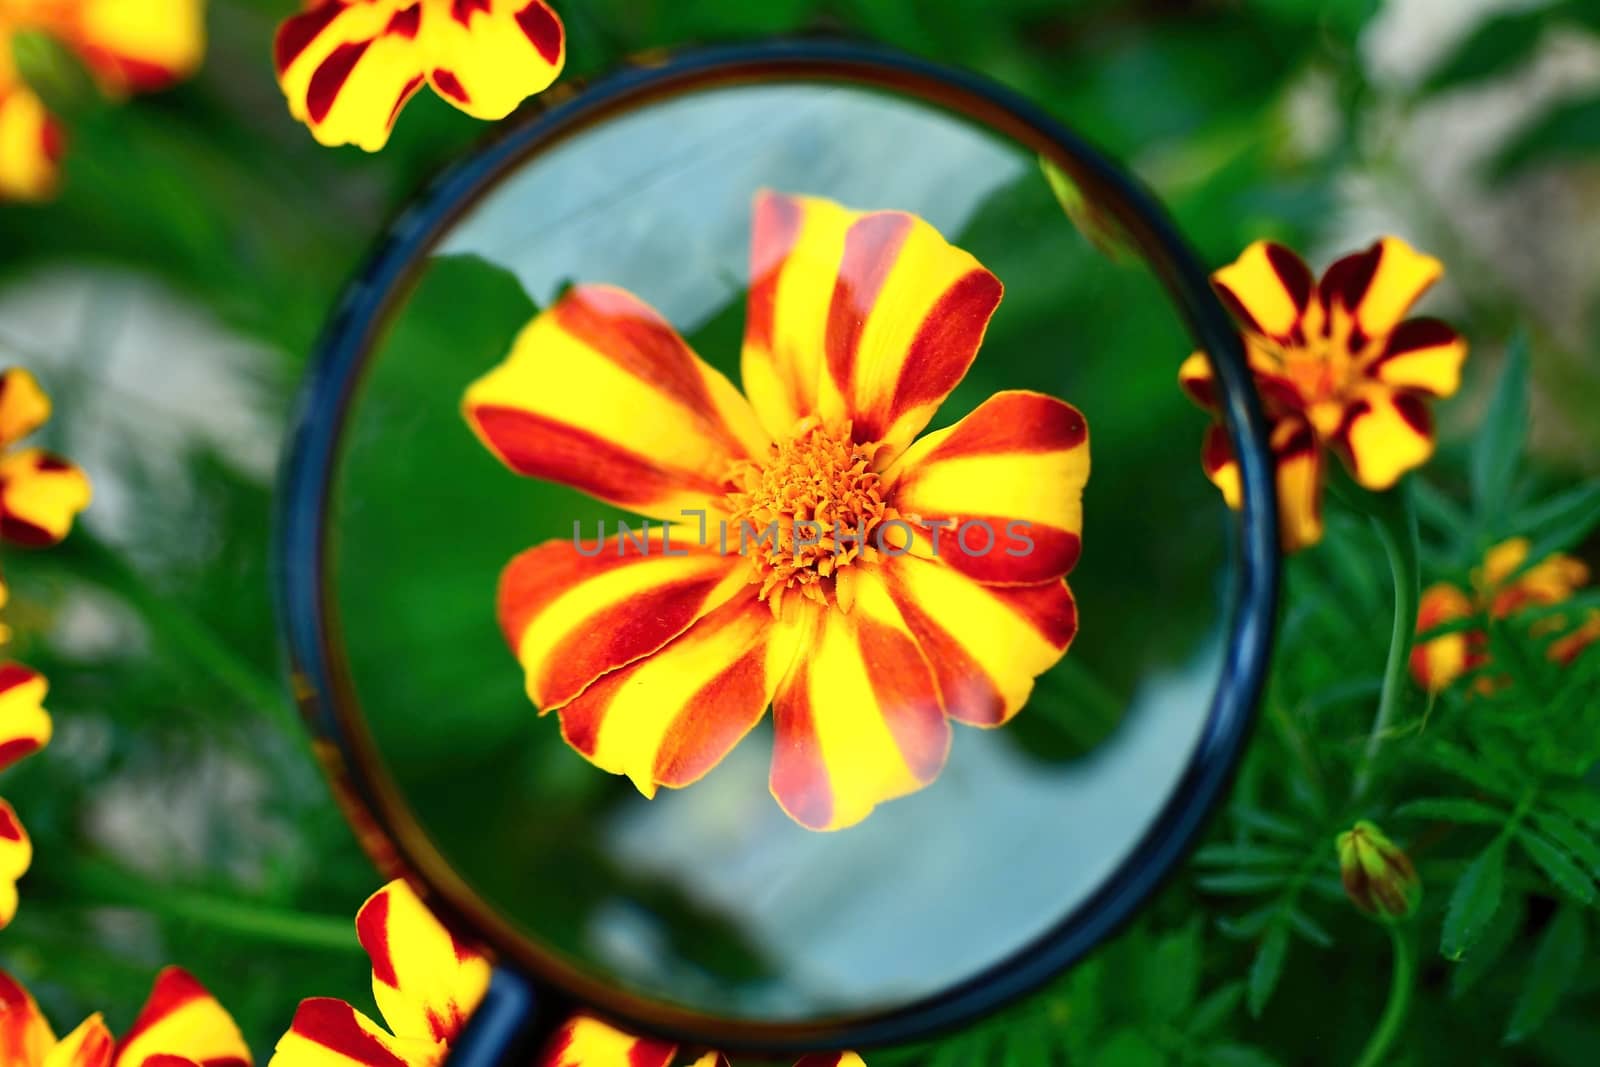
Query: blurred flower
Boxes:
[
  {"xmin": 0, "ymin": 964, "xmax": 250, "ymax": 1067},
  {"xmin": 0, "ymin": 367, "xmax": 91, "ymax": 550},
  {"xmin": 1410, "ymin": 537, "xmax": 1596, "ymax": 692},
  {"xmin": 1180, "ymin": 238, "xmax": 1467, "ymax": 552},
  {"xmin": 541, "ymin": 1016, "xmax": 866, "ymax": 1067},
  {"xmin": 1337, "ymin": 820, "xmax": 1421, "ymax": 923},
  {"xmin": 0, "ymin": 661, "xmax": 49, "ymax": 927},
  {"xmin": 464, "ymin": 190, "xmax": 1087, "ymax": 831},
  {"xmin": 0, "ymin": 0, "xmax": 205, "ymax": 200},
  {"xmin": 274, "ymin": 0, "xmax": 565, "ymax": 152},
  {"xmin": 270, "ymin": 879, "xmax": 491, "ymax": 1067}
]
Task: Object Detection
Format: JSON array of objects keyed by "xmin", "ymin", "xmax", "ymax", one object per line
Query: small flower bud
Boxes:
[{"xmin": 1337, "ymin": 821, "xmax": 1421, "ymax": 922}]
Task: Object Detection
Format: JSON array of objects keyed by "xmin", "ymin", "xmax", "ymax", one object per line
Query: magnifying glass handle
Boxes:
[{"xmin": 445, "ymin": 966, "xmax": 543, "ymax": 1067}]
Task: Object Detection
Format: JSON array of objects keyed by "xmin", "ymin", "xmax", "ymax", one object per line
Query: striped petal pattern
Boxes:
[
  {"xmin": 270, "ymin": 1000, "xmax": 433, "ymax": 1067},
  {"xmin": 0, "ymin": 971, "xmax": 55, "ymax": 1067},
  {"xmin": 536, "ymin": 1015, "xmax": 866, "ymax": 1067},
  {"xmin": 1409, "ymin": 583, "xmax": 1477, "ymax": 694},
  {"xmin": 113, "ymin": 968, "xmax": 250, "ymax": 1067},
  {"xmin": 0, "ymin": 448, "xmax": 93, "ymax": 547},
  {"xmin": 0, "ymin": 86, "xmax": 63, "ymax": 202},
  {"xmin": 0, "ymin": 800, "xmax": 32, "ymax": 928},
  {"xmin": 0, "ymin": 663, "xmax": 49, "ymax": 929},
  {"xmin": 1181, "ymin": 238, "xmax": 1465, "ymax": 551},
  {"xmin": 44, "ymin": 1017, "xmax": 114, "ymax": 1067},
  {"xmin": 466, "ymin": 191, "xmax": 1085, "ymax": 830},
  {"xmin": 54, "ymin": 0, "xmax": 206, "ymax": 94},
  {"xmin": 464, "ymin": 285, "xmax": 769, "ymax": 520},
  {"xmin": 275, "ymin": 0, "xmax": 565, "ymax": 152}
]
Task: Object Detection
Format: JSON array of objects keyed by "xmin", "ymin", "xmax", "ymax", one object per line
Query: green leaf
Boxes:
[
  {"xmin": 1451, "ymin": 892, "xmax": 1525, "ymax": 999},
  {"xmin": 1230, "ymin": 806, "xmax": 1307, "ymax": 842},
  {"xmin": 1199, "ymin": 872, "xmax": 1293, "ymax": 894},
  {"xmin": 1396, "ymin": 797, "xmax": 1508, "ymax": 825},
  {"xmin": 1149, "ymin": 921, "xmax": 1203, "ymax": 1017},
  {"xmin": 1205, "ymin": 1046, "xmax": 1283, "ymax": 1067},
  {"xmin": 1248, "ymin": 923, "xmax": 1290, "ymax": 1017},
  {"xmin": 1513, "ymin": 479, "xmax": 1600, "ymax": 562},
  {"xmin": 1284, "ymin": 908, "xmax": 1333, "ymax": 947},
  {"xmin": 1516, "ymin": 830, "xmax": 1598, "ymax": 906},
  {"xmin": 1471, "ymin": 330, "xmax": 1529, "ymax": 515},
  {"xmin": 1443, "ymin": 837, "xmax": 1508, "ymax": 959},
  {"xmin": 1545, "ymin": 788, "xmax": 1600, "ymax": 831},
  {"xmin": 1189, "ymin": 983, "xmax": 1245, "ymax": 1037},
  {"xmin": 1090, "ymin": 1030, "xmax": 1165, "ymax": 1067},
  {"xmin": 1217, "ymin": 906, "xmax": 1278, "ymax": 940},
  {"xmin": 1505, "ymin": 904, "xmax": 1587, "ymax": 1042},
  {"xmin": 1193, "ymin": 843, "xmax": 1304, "ymax": 868},
  {"xmin": 1419, "ymin": 740, "xmax": 1520, "ymax": 799},
  {"xmin": 1492, "ymin": 93, "xmax": 1600, "ymax": 179},
  {"xmin": 1411, "ymin": 476, "xmax": 1470, "ymax": 544},
  {"xmin": 1530, "ymin": 810, "xmax": 1600, "ymax": 876},
  {"xmin": 1422, "ymin": 11, "xmax": 1547, "ymax": 94}
]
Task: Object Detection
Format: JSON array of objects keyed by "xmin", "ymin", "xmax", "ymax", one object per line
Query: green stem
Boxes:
[
  {"xmin": 1353, "ymin": 924, "xmax": 1416, "ymax": 1067},
  {"xmin": 46, "ymin": 858, "xmax": 361, "ymax": 954},
  {"xmin": 1353, "ymin": 481, "xmax": 1420, "ymax": 802}
]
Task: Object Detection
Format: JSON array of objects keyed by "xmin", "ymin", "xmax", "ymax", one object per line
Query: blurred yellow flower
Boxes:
[
  {"xmin": 0, "ymin": 661, "xmax": 49, "ymax": 927},
  {"xmin": 542, "ymin": 1015, "xmax": 868, "ymax": 1067},
  {"xmin": 1181, "ymin": 238, "xmax": 1467, "ymax": 552},
  {"xmin": 274, "ymin": 0, "xmax": 565, "ymax": 152},
  {"xmin": 0, "ymin": 368, "xmax": 91, "ymax": 549},
  {"xmin": 0, "ymin": 0, "xmax": 205, "ymax": 200}
]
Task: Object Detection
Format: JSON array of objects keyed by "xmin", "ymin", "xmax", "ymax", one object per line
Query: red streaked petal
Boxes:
[
  {"xmin": 883, "ymin": 555, "xmax": 1076, "ymax": 727},
  {"xmin": 1330, "ymin": 386, "xmax": 1434, "ymax": 491},
  {"xmin": 356, "ymin": 880, "xmax": 489, "ymax": 1047},
  {"xmin": 0, "ymin": 87, "xmax": 62, "ymax": 201},
  {"xmin": 886, "ymin": 391, "xmax": 1087, "ymax": 584},
  {"xmin": 1270, "ymin": 418, "xmax": 1324, "ymax": 554},
  {"xmin": 1409, "ymin": 583, "xmax": 1477, "ymax": 693},
  {"xmin": 275, "ymin": 1, "xmax": 429, "ymax": 152},
  {"xmin": 498, "ymin": 532, "xmax": 746, "ymax": 712},
  {"xmin": 267, "ymin": 1000, "xmax": 434, "ymax": 1067},
  {"xmin": 0, "ymin": 449, "xmax": 91, "ymax": 546},
  {"xmin": 1200, "ymin": 422, "xmax": 1242, "ymax": 510},
  {"xmin": 0, "ymin": 800, "xmax": 32, "ymax": 928},
  {"xmin": 794, "ymin": 1056, "xmax": 868, "ymax": 1067},
  {"xmin": 0, "ymin": 662, "xmax": 50, "ymax": 773},
  {"xmin": 422, "ymin": 0, "xmax": 565, "ymax": 121},
  {"xmin": 0, "ymin": 969, "xmax": 54, "ymax": 1066},
  {"xmin": 45, "ymin": 1016, "xmax": 114, "ymax": 1067},
  {"xmin": 557, "ymin": 592, "xmax": 805, "ymax": 797},
  {"xmin": 59, "ymin": 0, "xmax": 206, "ymax": 95},
  {"xmin": 538, "ymin": 1017, "xmax": 676, "ymax": 1067},
  {"xmin": 112, "ymin": 968, "xmax": 249, "ymax": 1067},
  {"xmin": 1211, "ymin": 240, "xmax": 1313, "ymax": 343},
  {"xmin": 1319, "ymin": 237, "xmax": 1443, "ymax": 344},
  {"xmin": 770, "ymin": 571, "xmax": 948, "ymax": 831},
  {"xmin": 465, "ymin": 284, "xmax": 768, "ymax": 520}
]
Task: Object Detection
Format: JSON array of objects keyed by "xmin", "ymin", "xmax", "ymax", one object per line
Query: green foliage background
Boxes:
[{"xmin": 2, "ymin": 0, "xmax": 1600, "ymax": 1064}]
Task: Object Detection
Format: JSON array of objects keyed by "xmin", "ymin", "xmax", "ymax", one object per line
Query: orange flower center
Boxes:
[{"xmin": 723, "ymin": 418, "xmax": 900, "ymax": 614}]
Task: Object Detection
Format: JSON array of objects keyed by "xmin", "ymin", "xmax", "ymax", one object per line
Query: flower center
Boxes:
[{"xmin": 723, "ymin": 417, "xmax": 899, "ymax": 614}]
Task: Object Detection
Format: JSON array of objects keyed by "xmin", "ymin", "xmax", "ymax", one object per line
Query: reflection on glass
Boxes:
[{"xmin": 329, "ymin": 79, "xmax": 1233, "ymax": 1021}]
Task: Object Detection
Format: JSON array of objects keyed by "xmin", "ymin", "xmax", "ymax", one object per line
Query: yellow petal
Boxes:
[
  {"xmin": 1330, "ymin": 386, "xmax": 1433, "ymax": 491},
  {"xmin": 356, "ymin": 880, "xmax": 489, "ymax": 1047},
  {"xmin": 1271, "ymin": 418, "xmax": 1325, "ymax": 553},
  {"xmin": 1319, "ymin": 237, "xmax": 1443, "ymax": 343},
  {"xmin": 0, "ymin": 969, "xmax": 56, "ymax": 1066},
  {"xmin": 1361, "ymin": 319, "xmax": 1466, "ymax": 398},
  {"xmin": 421, "ymin": 0, "xmax": 565, "ymax": 121},
  {"xmin": 0, "ymin": 370, "xmax": 51, "ymax": 448},
  {"xmin": 112, "ymin": 968, "xmax": 251, "ymax": 1067},
  {"xmin": 1211, "ymin": 240, "xmax": 1314, "ymax": 342},
  {"xmin": 275, "ymin": 1, "xmax": 429, "ymax": 153},
  {"xmin": 539, "ymin": 1017, "xmax": 675, "ymax": 1067},
  {"xmin": 0, "ymin": 86, "xmax": 63, "ymax": 202},
  {"xmin": 58, "ymin": 0, "xmax": 206, "ymax": 94},
  {"xmin": 0, "ymin": 448, "xmax": 92, "ymax": 546},
  {"xmin": 0, "ymin": 801, "xmax": 32, "ymax": 928},
  {"xmin": 0, "ymin": 662, "xmax": 51, "ymax": 773},
  {"xmin": 44, "ymin": 1016, "xmax": 114, "ymax": 1067},
  {"xmin": 1409, "ymin": 583, "xmax": 1476, "ymax": 694},
  {"xmin": 269, "ymin": 999, "xmax": 436, "ymax": 1067}
]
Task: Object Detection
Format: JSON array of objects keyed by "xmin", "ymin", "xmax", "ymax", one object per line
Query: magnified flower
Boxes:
[
  {"xmin": 464, "ymin": 190, "xmax": 1088, "ymax": 831},
  {"xmin": 274, "ymin": 0, "xmax": 565, "ymax": 152},
  {"xmin": 0, "ymin": 0, "xmax": 204, "ymax": 200},
  {"xmin": 542, "ymin": 1016, "xmax": 866, "ymax": 1067},
  {"xmin": 1180, "ymin": 238, "xmax": 1467, "ymax": 552},
  {"xmin": 1410, "ymin": 537, "xmax": 1596, "ymax": 693},
  {"xmin": 0, "ymin": 368, "xmax": 91, "ymax": 548},
  {"xmin": 271, "ymin": 879, "xmax": 491, "ymax": 1067},
  {"xmin": 0, "ymin": 662, "xmax": 49, "ymax": 927},
  {"xmin": 0, "ymin": 964, "xmax": 250, "ymax": 1067}
]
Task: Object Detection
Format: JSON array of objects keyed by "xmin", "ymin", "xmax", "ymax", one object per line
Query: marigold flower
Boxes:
[
  {"xmin": 0, "ymin": 661, "xmax": 49, "ymax": 927},
  {"xmin": 0, "ymin": 0, "xmax": 204, "ymax": 200},
  {"xmin": 1410, "ymin": 537, "xmax": 1595, "ymax": 693},
  {"xmin": 1337, "ymin": 820, "xmax": 1420, "ymax": 923},
  {"xmin": 270, "ymin": 879, "xmax": 491, "ymax": 1067},
  {"xmin": 274, "ymin": 0, "xmax": 565, "ymax": 152},
  {"xmin": 0, "ymin": 368, "xmax": 92, "ymax": 547},
  {"xmin": 0, "ymin": 964, "xmax": 250, "ymax": 1067},
  {"xmin": 1180, "ymin": 238, "xmax": 1466, "ymax": 552},
  {"xmin": 463, "ymin": 191, "xmax": 1089, "ymax": 831},
  {"xmin": 541, "ymin": 1016, "xmax": 866, "ymax": 1067}
]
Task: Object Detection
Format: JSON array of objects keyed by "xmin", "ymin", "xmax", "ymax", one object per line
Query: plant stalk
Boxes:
[
  {"xmin": 1353, "ymin": 482, "xmax": 1421, "ymax": 801},
  {"xmin": 1353, "ymin": 924, "xmax": 1416, "ymax": 1067}
]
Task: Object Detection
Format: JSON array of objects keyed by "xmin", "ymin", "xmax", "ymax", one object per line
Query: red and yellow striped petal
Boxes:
[
  {"xmin": 268, "ymin": 1000, "xmax": 436, "ymax": 1067},
  {"xmin": 557, "ymin": 592, "xmax": 805, "ymax": 797},
  {"xmin": 44, "ymin": 1016, "xmax": 115, "ymax": 1067},
  {"xmin": 1197, "ymin": 418, "xmax": 1324, "ymax": 552},
  {"xmin": 465, "ymin": 284, "xmax": 768, "ymax": 519},
  {"xmin": 885, "ymin": 391, "xmax": 1087, "ymax": 585},
  {"xmin": 57, "ymin": 0, "xmax": 206, "ymax": 95},
  {"xmin": 1549, "ymin": 610, "xmax": 1600, "ymax": 667},
  {"xmin": 770, "ymin": 572, "xmax": 947, "ymax": 831},
  {"xmin": 882, "ymin": 555, "xmax": 1076, "ymax": 727},
  {"xmin": 0, "ymin": 86, "xmax": 64, "ymax": 202},
  {"xmin": 1409, "ymin": 583, "xmax": 1477, "ymax": 693},
  {"xmin": 0, "ymin": 970, "xmax": 55, "ymax": 1067},
  {"xmin": 1199, "ymin": 423, "xmax": 1242, "ymax": 510},
  {"xmin": 1477, "ymin": 538, "xmax": 1588, "ymax": 617},
  {"xmin": 0, "ymin": 663, "xmax": 50, "ymax": 773},
  {"xmin": 0, "ymin": 448, "xmax": 92, "ymax": 546},
  {"xmin": 538, "ymin": 1018, "xmax": 675, "ymax": 1067},
  {"xmin": 275, "ymin": 1, "xmax": 429, "ymax": 152},
  {"xmin": 0, "ymin": 369, "xmax": 52, "ymax": 449},
  {"xmin": 1318, "ymin": 237, "xmax": 1443, "ymax": 345},
  {"xmin": 1361, "ymin": 318, "xmax": 1466, "ymax": 398},
  {"xmin": 1330, "ymin": 385, "xmax": 1433, "ymax": 491},
  {"xmin": 416, "ymin": 0, "xmax": 564, "ymax": 122},
  {"xmin": 113, "ymin": 968, "xmax": 250, "ymax": 1067},
  {"xmin": 498, "ymin": 533, "xmax": 747, "ymax": 712},
  {"xmin": 0, "ymin": 800, "xmax": 32, "ymax": 928},
  {"xmin": 277, "ymin": 0, "xmax": 563, "ymax": 151},
  {"xmin": 1211, "ymin": 241, "xmax": 1314, "ymax": 345},
  {"xmin": 355, "ymin": 880, "xmax": 489, "ymax": 1047}
]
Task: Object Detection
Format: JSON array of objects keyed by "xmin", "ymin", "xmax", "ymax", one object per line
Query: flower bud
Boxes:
[{"xmin": 1337, "ymin": 821, "xmax": 1421, "ymax": 922}]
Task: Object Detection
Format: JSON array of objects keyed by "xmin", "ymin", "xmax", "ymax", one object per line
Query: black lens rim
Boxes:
[{"xmin": 274, "ymin": 36, "xmax": 1280, "ymax": 1055}]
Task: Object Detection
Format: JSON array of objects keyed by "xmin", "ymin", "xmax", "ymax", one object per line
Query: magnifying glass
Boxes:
[{"xmin": 275, "ymin": 37, "xmax": 1279, "ymax": 1065}]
